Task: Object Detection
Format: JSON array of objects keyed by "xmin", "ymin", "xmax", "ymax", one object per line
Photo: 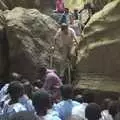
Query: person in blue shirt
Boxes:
[
  {"xmin": 3, "ymin": 81, "xmax": 27, "ymax": 117},
  {"xmin": 60, "ymin": 8, "xmax": 72, "ymax": 25},
  {"xmin": 0, "ymin": 80, "xmax": 34, "ymax": 114},
  {"xmin": 53, "ymin": 84, "xmax": 80, "ymax": 120}
]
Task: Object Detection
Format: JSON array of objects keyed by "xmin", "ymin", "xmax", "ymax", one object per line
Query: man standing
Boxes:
[{"xmin": 53, "ymin": 23, "xmax": 78, "ymax": 83}]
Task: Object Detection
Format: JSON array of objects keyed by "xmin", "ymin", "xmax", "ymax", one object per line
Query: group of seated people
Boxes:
[{"xmin": 0, "ymin": 70, "xmax": 120, "ymax": 120}]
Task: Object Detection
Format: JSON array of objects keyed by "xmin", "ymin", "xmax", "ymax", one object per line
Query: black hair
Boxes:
[
  {"xmin": 60, "ymin": 84, "xmax": 73, "ymax": 100},
  {"xmin": 22, "ymin": 80, "xmax": 33, "ymax": 99},
  {"xmin": 39, "ymin": 67, "xmax": 47, "ymax": 74},
  {"xmin": 85, "ymin": 103, "xmax": 101, "ymax": 120},
  {"xmin": 74, "ymin": 95, "xmax": 84, "ymax": 103},
  {"xmin": 109, "ymin": 101, "xmax": 119, "ymax": 118},
  {"xmin": 39, "ymin": 67, "xmax": 47, "ymax": 82},
  {"xmin": 32, "ymin": 79, "xmax": 43, "ymax": 89},
  {"xmin": 61, "ymin": 23, "xmax": 68, "ymax": 31},
  {"xmin": 74, "ymin": 9, "xmax": 78, "ymax": 20},
  {"xmin": 82, "ymin": 90, "xmax": 94, "ymax": 103},
  {"xmin": 7, "ymin": 81, "xmax": 24, "ymax": 103},
  {"xmin": 32, "ymin": 90, "xmax": 50, "ymax": 116}
]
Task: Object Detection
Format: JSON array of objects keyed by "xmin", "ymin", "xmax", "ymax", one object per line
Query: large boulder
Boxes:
[
  {"xmin": 74, "ymin": 0, "xmax": 120, "ymax": 92},
  {"xmin": 4, "ymin": 7, "xmax": 61, "ymax": 80}
]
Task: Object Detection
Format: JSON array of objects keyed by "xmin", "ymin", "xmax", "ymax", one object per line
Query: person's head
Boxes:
[
  {"xmin": 74, "ymin": 9, "xmax": 78, "ymax": 20},
  {"xmin": 32, "ymin": 79, "xmax": 43, "ymax": 89},
  {"xmin": 85, "ymin": 103, "xmax": 101, "ymax": 120},
  {"xmin": 22, "ymin": 80, "xmax": 33, "ymax": 99},
  {"xmin": 82, "ymin": 90, "xmax": 94, "ymax": 103},
  {"xmin": 74, "ymin": 94, "xmax": 84, "ymax": 103},
  {"xmin": 7, "ymin": 81, "xmax": 24, "ymax": 103},
  {"xmin": 61, "ymin": 23, "xmax": 68, "ymax": 34},
  {"xmin": 60, "ymin": 84, "xmax": 73, "ymax": 100},
  {"xmin": 109, "ymin": 101, "xmax": 119, "ymax": 118},
  {"xmin": 32, "ymin": 90, "xmax": 50, "ymax": 116},
  {"xmin": 10, "ymin": 72, "xmax": 23, "ymax": 81},
  {"xmin": 101, "ymin": 98, "xmax": 111, "ymax": 110},
  {"xmin": 64, "ymin": 8, "xmax": 69, "ymax": 14},
  {"xmin": 39, "ymin": 67, "xmax": 47, "ymax": 79}
]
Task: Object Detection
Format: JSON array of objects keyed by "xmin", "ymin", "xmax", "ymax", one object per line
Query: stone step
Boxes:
[{"xmin": 75, "ymin": 73, "xmax": 120, "ymax": 93}]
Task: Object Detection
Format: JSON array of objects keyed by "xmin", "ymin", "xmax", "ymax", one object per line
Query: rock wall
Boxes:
[
  {"xmin": 0, "ymin": 7, "xmax": 63, "ymax": 80},
  {"xmin": 76, "ymin": 0, "xmax": 120, "ymax": 77}
]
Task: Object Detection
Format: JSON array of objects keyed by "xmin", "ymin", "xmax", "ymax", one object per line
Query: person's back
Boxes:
[
  {"xmin": 55, "ymin": 27, "xmax": 76, "ymax": 49},
  {"xmin": 3, "ymin": 100, "xmax": 26, "ymax": 117},
  {"xmin": 54, "ymin": 99, "xmax": 80, "ymax": 120},
  {"xmin": 43, "ymin": 69, "xmax": 62, "ymax": 91},
  {"xmin": 101, "ymin": 110, "xmax": 113, "ymax": 120},
  {"xmin": 72, "ymin": 102, "xmax": 88, "ymax": 120},
  {"xmin": 43, "ymin": 69, "xmax": 62, "ymax": 103},
  {"xmin": 2, "ymin": 81, "xmax": 27, "ymax": 117},
  {"xmin": 18, "ymin": 94, "xmax": 34, "ymax": 112},
  {"xmin": 54, "ymin": 85, "xmax": 80, "ymax": 120}
]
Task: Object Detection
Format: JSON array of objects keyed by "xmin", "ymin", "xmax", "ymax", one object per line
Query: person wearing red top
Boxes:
[{"xmin": 56, "ymin": 0, "xmax": 64, "ymax": 13}]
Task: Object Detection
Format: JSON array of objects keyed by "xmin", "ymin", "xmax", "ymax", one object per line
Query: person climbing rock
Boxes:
[
  {"xmin": 39, "ymin": 67, "xmax": 62, "ymax": 102},
  {"xmin": 53, "ymin": 23, "xmax": 78, "ymax": 84}
]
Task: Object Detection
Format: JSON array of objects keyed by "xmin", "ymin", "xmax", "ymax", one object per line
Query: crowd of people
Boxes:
[
  {"xmin": 0, "ymin": 1, "xmax": 119, "ymax": 120},
  {"xmin": 54, "ymin": 0, "xmax": 94, "ymax": 29},
  {"xmin": 51, "ymin": 0, "xmax": 95, "ymax": 82},
  {"xmin": 0, "ymin": 68, "xmax": 119, "ymax": 120}
]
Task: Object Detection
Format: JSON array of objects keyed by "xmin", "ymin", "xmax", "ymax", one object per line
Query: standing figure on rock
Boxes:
[
  {"xmin": 53, "ymin": 23, "xmax": 78, "ymax": 84},
  {"xmin": 55, "ymin": 0, "xmax": 64, "ymax": 13}
]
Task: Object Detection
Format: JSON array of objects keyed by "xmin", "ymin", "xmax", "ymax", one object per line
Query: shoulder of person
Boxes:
[
  {"xmin": 68, "ymin": 27, "xmax": 75, "ymax": 31},
  {"xmin": 72, "ymin": 101, "xmax": 81, "ymax": 106},
  {"xmin": 68, "ymin": 27, "xmax": 76, "ymax": 34},
  {"xmin": 13, "ymin": 103, "xmax": 27, "ymax": 113}
]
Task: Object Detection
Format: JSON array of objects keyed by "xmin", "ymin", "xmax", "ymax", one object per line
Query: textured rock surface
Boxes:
[
  {"xmin": 76, "ymin": 0, "xmax": 120, "ymax": 76},
  {"xmin": 72, "ymin": 0, "xmax": 120, "ymax": 92},
  {"xmin": 74, "ymin": 0, "xmax": 120, "ymax": 92},
  {"xmin": 3, "ymin": 7, "xmax": 61, "ymax": 80},
  {"xmin": 0, "ymin": 10, "xmax": 10, "ymax": 79},
  {"xmin": 0, "ymin": 0, "xmax": 54, "ymax": 13}
]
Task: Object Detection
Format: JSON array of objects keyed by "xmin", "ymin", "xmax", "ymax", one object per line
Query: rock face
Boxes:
[
  {"xmin": 2, "ymin": 7, "xmax": 60, "ymax": 80},
  {"xmin": 0, "ymin": 0, "xmax": 54, "ymax": 13},
  {"xmin": 76, "ymin": 0, "xmax": 120, "ymax": 78},
  {"xmin": 0, "ymin": 10, "xmax": 10, "ymax": 80},
  {"xmin": 64, "ymin": 0, "xmax": 113, "ymax": 11}
]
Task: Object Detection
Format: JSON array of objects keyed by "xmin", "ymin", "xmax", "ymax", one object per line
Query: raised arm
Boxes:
[{"xmin": 53, "ymin": 28, "xmax": 61, "ymax": 49}]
